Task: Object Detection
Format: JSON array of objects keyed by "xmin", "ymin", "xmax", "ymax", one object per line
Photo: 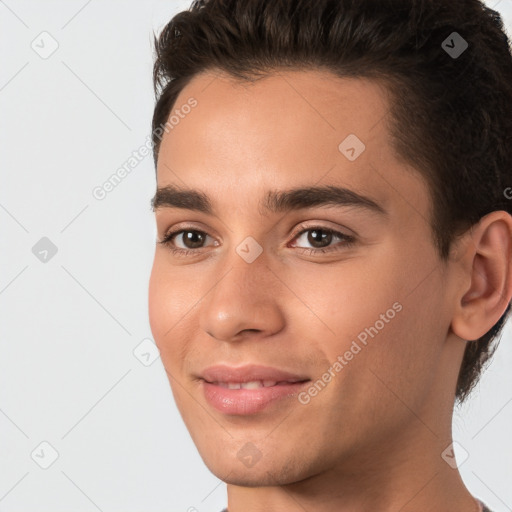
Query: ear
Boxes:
[{"xmin": 451, "ymin": 211, "xmax": 512, "ymax": 341}]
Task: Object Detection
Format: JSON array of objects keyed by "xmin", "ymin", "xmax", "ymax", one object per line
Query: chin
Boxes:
[
  {"xmin": 209, "ymin": 464, "xmax": 298, "ymax": 487},
  {"xmin": 201, "ymin": 449, "xmax": 313, "ymax": 487}
]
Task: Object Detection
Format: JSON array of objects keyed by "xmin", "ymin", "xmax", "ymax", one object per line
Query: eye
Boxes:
[
  {"xmin": 158, "ymin": 224, "xmax": 356, "ymax": 257},
  {"xmin": 290, "ymin": 225, "xmax": 356, "ymax": 255},
  {"xmin": 158, "ymin": 228, "xmax": 216, "ymax": 256}
]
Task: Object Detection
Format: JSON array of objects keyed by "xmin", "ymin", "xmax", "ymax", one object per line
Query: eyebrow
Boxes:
[{"xmin": 151, "ymin": 184, "xmax": 387, "ymax": 216}]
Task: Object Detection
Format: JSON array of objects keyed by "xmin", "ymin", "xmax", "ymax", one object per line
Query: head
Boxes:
[{"xmin": 148, "ymin": 0, "xmax": 512, "ymax": 486}]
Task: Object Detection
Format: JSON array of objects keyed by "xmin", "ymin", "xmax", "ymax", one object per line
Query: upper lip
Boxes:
[{"xmin": 200, "ymin": 364, "xmax": 310, "ymax": 384}]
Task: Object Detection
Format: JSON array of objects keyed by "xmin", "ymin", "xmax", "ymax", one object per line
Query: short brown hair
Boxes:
[{"xmin": 151, "ymin": 0, "xmax": 512, "ymax": 404}]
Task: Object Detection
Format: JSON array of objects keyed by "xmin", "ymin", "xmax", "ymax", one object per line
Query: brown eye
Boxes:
[
  {"xmin": 304, "ymin": 228, "xmax": 334, "ymax": 248},
  {"xmin": 159, "ymin": 229, "xmax": 214, "ymax": 255},
  {"xmin": 291, "ymin": 226, "xmax": 356, "ymax": 255},
  {"xmin": 174, "ymin": 230, "xmax": 208, "ymax": 249}
]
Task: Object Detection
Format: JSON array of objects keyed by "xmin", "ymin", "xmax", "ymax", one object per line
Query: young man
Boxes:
[{"xmin": 148, "ymin": 1, "xmax": 512, "ymax": 510}]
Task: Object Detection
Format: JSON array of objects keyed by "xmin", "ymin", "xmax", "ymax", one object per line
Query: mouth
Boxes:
[
  {"xmin": 199, "ymin": 363, "xmax": 309, "ymax": 385},
  {"xmin": 198, "ymin": 365, "xmax": 311, "ymax": 415},
  {"xmin": 206, "ymin": 379, "xmax": 308, "ymax": 389}
]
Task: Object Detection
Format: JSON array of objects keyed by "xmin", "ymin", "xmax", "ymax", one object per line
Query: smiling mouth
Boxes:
[
  {"xmin": 201, "ymin": 379, "xmax": 312, "ymax": 415},
  {"xmin": 209, "ymin": 379, "xmax": 309, "ymax": 389}
]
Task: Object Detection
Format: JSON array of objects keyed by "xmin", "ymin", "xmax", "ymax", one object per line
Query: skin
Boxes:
[{"xmin": 148, "ymin": 68, "xmax": 512, "ymax": 512}]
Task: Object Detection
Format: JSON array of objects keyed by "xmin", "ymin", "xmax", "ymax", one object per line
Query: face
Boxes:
[{"xmin": 148, "ymin": 69, "xmax": 462, "ymax": 486}]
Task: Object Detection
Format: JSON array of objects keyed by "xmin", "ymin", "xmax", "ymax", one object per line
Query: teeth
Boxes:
[
  {"xmin": 241, "ymin": 381, "xmax": 262, "ymax": 389},
  {"xmin": 215, "ymin": 380, "xmax": 279, "ymax": 389}
]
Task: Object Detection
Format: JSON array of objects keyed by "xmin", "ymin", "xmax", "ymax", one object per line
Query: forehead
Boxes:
[{"xmin": 155, "ymin": 69, "xmax": 428, "ymax": 220}]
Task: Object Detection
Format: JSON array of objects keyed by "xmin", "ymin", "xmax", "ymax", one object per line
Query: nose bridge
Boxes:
[
  {"xmin": 214, "ymin": 232, "xmax": 273, "ymax": 298},
  {"xmin": 199, "ymin": 248, "xmax": 285, "ymax": 341}
]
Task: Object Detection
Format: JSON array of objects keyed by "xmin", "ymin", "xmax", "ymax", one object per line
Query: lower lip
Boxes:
[{"xmin": 202, "ymin": 380, "xmax": 310, "ymax": 415}]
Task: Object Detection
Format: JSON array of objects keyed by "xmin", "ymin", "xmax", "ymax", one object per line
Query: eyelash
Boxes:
[{"xmin": 158, "ymin": 224, "xmax": 356, "ymax": 257}]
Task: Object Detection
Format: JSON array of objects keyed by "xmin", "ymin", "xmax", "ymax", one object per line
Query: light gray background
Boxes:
[{"xmin": 0, "ymin": 1, "xmax": 511, "ymax": 511}]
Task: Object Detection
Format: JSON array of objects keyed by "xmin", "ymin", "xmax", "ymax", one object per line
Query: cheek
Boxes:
[
  {"xmin": 148, "ymin": 256, "xmax": 204, "ymax": 368},
  {"xmin": 288, "ymin": 243, "xmax": 444, "ymax": 389},
  {"xmin": 148, "ymin": 259, "xmax": 166, "ymax": 345},
  {"xmin": 148, "ymin": 258, "xmax": 183, "ymax": 354},
  {"xmin": 323, "ymin": 261, "xmax": 446, "ymax": 426},
  {"xmin": 282, "ymin": 251, "xmax": 403, "ymax": 346}
]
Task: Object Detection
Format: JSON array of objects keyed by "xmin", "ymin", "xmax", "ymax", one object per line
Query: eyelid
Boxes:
[
  {"xmin": 288, "ymin": 225, "xmax": 356, "ymax": 254},
  {"xmin": 159, "ymin": 225, "xmax": 217, "ymax": 249},
  {"xmin": 159, "ymin": 221, "xmax": 357, "ymax": 258},
  {"xmin": 159, "ymin": 221, "xmax": 352, "ymax": 243},
  {"xmin": 289, "ymin": 221, "xmax": 356, "ymax": 240},
  {"xmin": 160, "ymin": 221, "xmax": 216, "ymax": 241}
]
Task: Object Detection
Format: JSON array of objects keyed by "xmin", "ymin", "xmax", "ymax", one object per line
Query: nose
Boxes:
[{"xmin": 199, "ymin": 258, "xmax": 286, "ymax": 343}]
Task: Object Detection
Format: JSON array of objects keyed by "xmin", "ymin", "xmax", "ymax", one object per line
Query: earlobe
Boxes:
[{"xmin": 451, "ymin": 211, "xmax": 512, "ymax": 342}]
